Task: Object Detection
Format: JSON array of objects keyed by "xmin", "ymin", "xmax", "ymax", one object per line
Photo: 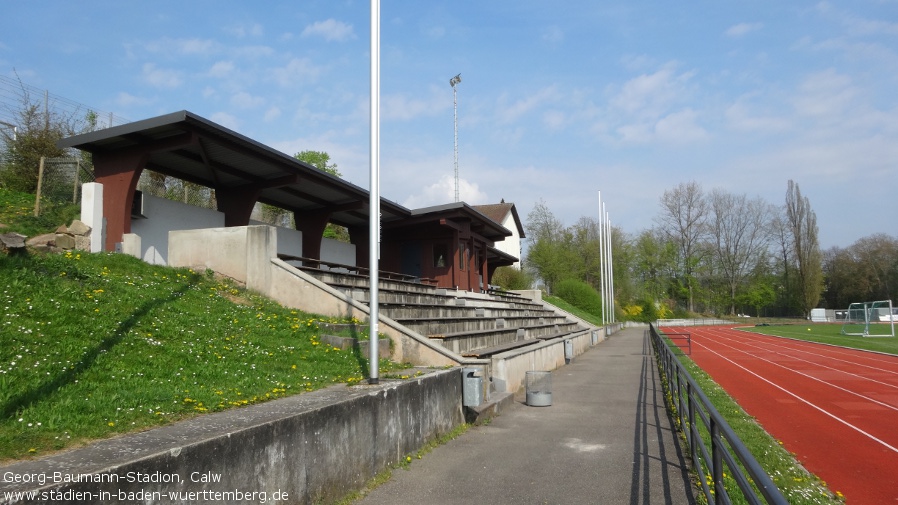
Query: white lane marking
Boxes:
[{"xmin": 696, "ymin": 341, "xmax": 898, "ymax": 455}]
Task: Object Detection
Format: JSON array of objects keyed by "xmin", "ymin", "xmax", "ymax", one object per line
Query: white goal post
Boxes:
[{"xmin": 840, "ymin": 300, "xmax": 895, "ymax": 337}]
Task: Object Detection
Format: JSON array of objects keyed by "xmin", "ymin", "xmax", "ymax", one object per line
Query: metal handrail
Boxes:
[{"xmin": 649, "ymin": 324, "xmax": 787, "ymax": 505}]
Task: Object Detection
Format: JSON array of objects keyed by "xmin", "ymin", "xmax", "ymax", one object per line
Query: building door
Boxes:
[{"xmin": 400, "ymin": 242, "xmax": 422, "ymax": 279}]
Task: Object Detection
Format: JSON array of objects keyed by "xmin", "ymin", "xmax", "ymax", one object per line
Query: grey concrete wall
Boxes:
[{"xmin": 0, "ymin": 370, "xmax": 465, "ymax": 505}]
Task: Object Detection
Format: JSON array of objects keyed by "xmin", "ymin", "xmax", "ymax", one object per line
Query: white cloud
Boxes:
[
  {"xmin": 725, "ymin": 99, "xmax": 791, "ymax": 133},
  {"xmin": 402, "ymin": 175, "xmax": 488, "ymax": 209},
  {"xmin": 264, "ymin": 107, "xmax": 281, "ymax": 122},
  {"xmin": 654, "ymin": 109, "xmax": 708, "ymax": 143},
  {"xmin": 271, "ymin": 58, "xmax": 324, "ymax": 86},
  {"xmin": 144, "ymin": 37, "xmax": 218, "ymax": 56},
  {"xmin": 210, "ymin": 112, "xmax": 239, "ymax": 130},
  {"xmin": 301, "ymin": 19, "xmax": 355, "ymax": 42},
  {"xmin": 226, "ymin": 23, "xmax": 264, "ymax": 38},
  {"xmin": 141, "ymin": 63, "xmax": 182, "ymax": 89},
  {"xmin": 725, "ymin": 22, "xmax": 762, "ymax": 37},
  {"xmin": 792, "ymin": 69, "xmax": 857, "ymax": 119},
  {"xmin": 496, "ymin": 86, "xmax": 559, "ymax": 123},
  {"xmin": 230, "ymin": 91, "xmax": 265, "ymax": 109},
  {"xmin": 208, "ymin": 61, "xmax": 235, "ymax": 78},
  {"xmin": 609, "ymin": 63, "xmax": 693, "ymax": 118},
  {"xmin": 383, "ymin": 86, "xmax": 448, "ymax": 121},
  {"xmin": 114, "ymin": 91, "xmax": 149, "ymax": 108}
]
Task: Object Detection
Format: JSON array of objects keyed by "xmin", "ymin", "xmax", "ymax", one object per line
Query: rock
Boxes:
[
  {"xmin": 26, "ymin": 234, "xmax": 56, "ymax": 252},
  {"xmin": 56, "ymin": 224, "xmax": 69, "ymax": 234},
  {"xmin": 68, "ymin": 220, "xmax": 91, "ymax": 236},
  {"xmin": 1, "ymin": 233, "xmax": 28, "ymax": 255},
  {"xmin": 55, "ymin": 233, "xmax": 76, "ymax": 250}
]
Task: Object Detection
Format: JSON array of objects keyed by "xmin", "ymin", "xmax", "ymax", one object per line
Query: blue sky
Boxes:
[{"xmin": 1, "ymin": 1, "xmax": 896, "ymax": 248}]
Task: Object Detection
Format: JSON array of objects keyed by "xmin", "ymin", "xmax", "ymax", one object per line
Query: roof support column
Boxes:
[
  {"xmin": 348, "ymin": 225, "xmax": 369, "ymax": 269},
  {"xmin": 92, "ymin": 150, "xmax": 147, "ymax": 251},
  {"xmin": 294, "ymin": 211, "xmax": 330, "ymax": 262},
  {"xmin": 215, "ymin": 186, "xmax": 261, "ymax": 227}
]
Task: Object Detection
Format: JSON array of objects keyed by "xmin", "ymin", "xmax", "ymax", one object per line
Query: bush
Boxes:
[
  {"xmin": 554, "ymin": 279, "xmax": 602, "ymax": 316},
  {"xmin": 491, "ymin": 266, "xmax": 532, "ymax": 290}
]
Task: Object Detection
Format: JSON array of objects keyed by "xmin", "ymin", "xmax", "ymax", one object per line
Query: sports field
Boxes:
[{"xmin": 671, "ymin": 324, "xmax": 898, "ymax": 504}]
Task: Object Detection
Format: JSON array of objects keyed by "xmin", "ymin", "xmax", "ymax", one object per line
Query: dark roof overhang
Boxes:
[{"xmin": 58, "ymin": 110, "xmax": 410, "ymax": 229}]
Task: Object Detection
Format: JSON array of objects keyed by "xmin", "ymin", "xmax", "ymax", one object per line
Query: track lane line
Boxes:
[
  {"xmin": 695, "ymin": 340, "xmax": 898, "ymax": 455},
  {"xmin": 694, "ymin": 329, "xmax": 898, "ymax": 393}
]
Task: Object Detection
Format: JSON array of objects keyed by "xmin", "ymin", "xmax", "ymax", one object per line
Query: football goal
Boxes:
[{"xmin": 840, "ymin": 300, "xmax": 895, "ymax": 337}]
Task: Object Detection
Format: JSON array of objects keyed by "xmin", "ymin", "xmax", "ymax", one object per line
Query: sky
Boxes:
[{"xmin": 1, "ymin": 0, "xmax": 896, "ymax": 249}]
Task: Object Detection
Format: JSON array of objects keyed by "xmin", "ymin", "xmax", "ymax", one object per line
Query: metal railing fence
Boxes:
[{"xmin": 649, "ymin": 324, "xmax": 787, "ymax": 505}]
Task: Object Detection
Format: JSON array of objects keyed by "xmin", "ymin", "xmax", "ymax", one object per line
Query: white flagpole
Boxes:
[
  {"xmin": 598, "ymin": 191, "xmax": 606, "ymax": 326},
  {"xmin": 606, "ymin": 210, "xmax": 614, "ymax": 323},
  {"xmin": 368, "ymin": 0, "xmax": 381, "ymax": 384}
]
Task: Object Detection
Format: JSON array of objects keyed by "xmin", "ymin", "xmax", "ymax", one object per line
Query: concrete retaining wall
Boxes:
[
  {"xmin": 490, "ymin": 329, "xmax": 595, "ymax": 395},
  {"xmin": 0, "ymin": 370, "xmax": 465, "ymax": 505}
]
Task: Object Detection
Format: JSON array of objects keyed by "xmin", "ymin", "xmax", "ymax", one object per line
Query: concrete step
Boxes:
[{"xmin": 396, "ymin": 315, "xmax": 573, "ymax": 336}]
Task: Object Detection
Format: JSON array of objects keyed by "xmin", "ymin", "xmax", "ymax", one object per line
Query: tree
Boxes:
[
  {"xmin": 655, "ymin": 181, "xmax": 708, "ymax": 312},
  {"xmin": 0, "ymin": 76, "xmax": 86, "ymax": 192},
  {"xmin": 295, "ymin": 150, "xmax": 341, "ymax": 177},
  {"xmin": 785, "ymin": 180, "xmax": 823, "ymax": 317},
  {"xmin": 708, "ymin": 189, "xmax": 773, "ymax": 315}
]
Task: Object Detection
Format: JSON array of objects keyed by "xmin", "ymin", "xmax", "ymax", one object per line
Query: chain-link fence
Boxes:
[
  {"xmin": 136, "ymin": 169, "xmax": 218, "ymax": 210},
  {"xmin": 33, "ymin": 156, "xmax": 96, "ymax": 216}
]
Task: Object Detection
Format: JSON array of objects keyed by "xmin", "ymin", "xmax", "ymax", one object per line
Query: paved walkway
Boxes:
[{"xmin": 355, "ymin": 326, "xmax": 697, "ymax": 505}]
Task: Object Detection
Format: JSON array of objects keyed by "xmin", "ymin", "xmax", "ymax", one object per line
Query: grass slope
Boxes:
[{"xmin": 0, "ymin": 248, "xmax": 406, "ymax": 462}]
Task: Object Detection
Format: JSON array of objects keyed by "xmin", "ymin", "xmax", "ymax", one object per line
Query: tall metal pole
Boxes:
[
  {"xmin": 368, "ymin": 0, "xmax": 381, "ymax": 384},
  {"xmin": 450, "ymin": 74, "xmax": 461, "ymax": 202},
  {"xmin": 598, "ymin": 191, "xmax": 606, "ymax": 326},
  {"xmin": 605, "ymin": 213, "xmax": 617, "ymax": 323}
]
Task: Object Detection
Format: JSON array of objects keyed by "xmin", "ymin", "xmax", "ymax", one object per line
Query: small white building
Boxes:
[{"xmin": 474, "ymin": 201, "xmax": 526, "ymax": 269}]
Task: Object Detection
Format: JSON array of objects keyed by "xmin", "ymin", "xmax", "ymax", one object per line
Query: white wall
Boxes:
[
  {"xmin": 130, "ymin": 194, "xmax": 225, "ymax": 265},
  {"xmin": 83, "ymin": 187, "xmax": 356, "ymax": 267},
  {"xmin": 495, "ymin": 212, "xmax": 522, "ymax": 268}
]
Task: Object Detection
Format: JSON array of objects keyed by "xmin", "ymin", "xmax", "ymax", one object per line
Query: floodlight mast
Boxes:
[{"xmin": 450, "ymin": 74, "xmax": 461, "ymax": 202}]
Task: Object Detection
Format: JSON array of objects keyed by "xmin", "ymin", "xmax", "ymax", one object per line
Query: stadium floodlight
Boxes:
[{"xmin": 450, "ymin": 74, "xmax": 461, "ymax": 202}]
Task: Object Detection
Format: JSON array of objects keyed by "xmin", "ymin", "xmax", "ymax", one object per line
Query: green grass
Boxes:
[
  {"xmin": 0, "ymin": 187, "xmax": 80, "ymax": 238},
  {"xmin": 657, "ymin": 333, "xmax": 843, "ymax": 504},
  {"xmin": 0, "ymin": 250, "xmax": 408, "ymax": 462},
  {"xmin": 543, "ymin": 294, "xmax": 603, "ymax": 327},
  {"xmin": 739, "ymin": 322, "xmax": 898, "ymax": 355}
]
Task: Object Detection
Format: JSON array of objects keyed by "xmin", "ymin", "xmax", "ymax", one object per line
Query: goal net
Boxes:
[{"xmin": 841, "ymin": 300, "xmax": 895, "ymax": 337}]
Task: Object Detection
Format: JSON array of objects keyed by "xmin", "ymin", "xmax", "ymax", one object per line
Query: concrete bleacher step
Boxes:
[{"xmin": 299, "ymin": 266, "xmax": 587, "ymax": 359}]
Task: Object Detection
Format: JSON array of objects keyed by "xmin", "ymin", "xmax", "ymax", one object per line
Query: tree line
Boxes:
[{"xmin": 522, "ymin": 181, "xmax": 897, "ymax": 321}]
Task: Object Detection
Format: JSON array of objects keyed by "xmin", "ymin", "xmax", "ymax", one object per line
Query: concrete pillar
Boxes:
[{"xmin": 80, "ymin": 182, "xmax": 105, "ymax": 253}]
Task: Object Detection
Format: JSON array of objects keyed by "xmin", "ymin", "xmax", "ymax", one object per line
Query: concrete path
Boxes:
[{"xmin": 355, "ymin": 326, "xmax": 697, "ymax": 505}]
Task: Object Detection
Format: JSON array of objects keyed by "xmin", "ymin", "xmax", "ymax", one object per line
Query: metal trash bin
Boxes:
[
  {"xmin": 525, "ymin": 370, "xmax": 552, "ymax": 407},
  {"xmin": 564, "ymin": 339, "xmax": 574, "ymax": 364},
  {"xmin": 462, "ymin": 368, "xmax": 483, "ymax": 407}
]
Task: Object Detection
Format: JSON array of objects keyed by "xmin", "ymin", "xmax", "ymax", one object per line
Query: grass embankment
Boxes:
[
  {"xmin": 542, "ymin": 294, "xmax": 603, "ymax": 327},
  {"xmin": 0, "ymin": 188, "xmax": 409, "ymax": 461}
]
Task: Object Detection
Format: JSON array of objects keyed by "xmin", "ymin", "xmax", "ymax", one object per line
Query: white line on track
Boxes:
[
  {"xmin": 696, "ymin": 341, "xmax": 898, "ymax": 455},
  {"xmin": 697, "ymin": 328, "xmax": 898, "ymax": 391},
  {"xmin": 691, "ymin": 334, "xmax": 898, "ymax": 412}
]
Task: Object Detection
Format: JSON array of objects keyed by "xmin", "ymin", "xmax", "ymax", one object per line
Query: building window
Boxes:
[
  {"xmin": 433, "ymin": 243, "xmax": 448, "ymax": 268},
  {"xmin": 459, "ymin": 241, "xmax": 467, "ymax": 271}
]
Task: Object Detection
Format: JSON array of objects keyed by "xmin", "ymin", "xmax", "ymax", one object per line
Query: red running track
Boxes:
[{"xmin": 672, "ymin": 325, "xmax": 898, "ymax": 504}]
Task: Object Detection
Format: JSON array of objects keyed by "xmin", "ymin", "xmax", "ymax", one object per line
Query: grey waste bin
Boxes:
[
  {"xmin": 462, "ymin": 368, "xmax": 483, "ymax": 407},
  {"xmin": 564, "ymin": 339, "xmax": 573, "ymax": 364},
  {"xmin": 525, "ymin": 370, "xmax": 552, "ymax": 407}
]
